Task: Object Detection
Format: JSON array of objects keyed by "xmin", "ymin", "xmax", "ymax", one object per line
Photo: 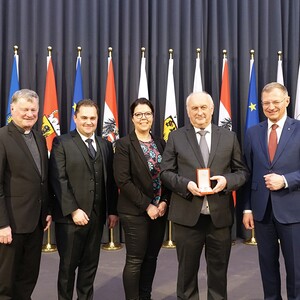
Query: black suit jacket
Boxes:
[
  {"xmin": 161, "ymin": 123, "xmax": 249, "ymax": 228},
  {"xmin": 0, "ymin": 122, "xmax": 49, "ymax": 233},
  {"xmin": 113, "ymin": 131, "xmax": 170, "ymax": 215},
  {"xmin": 49, "ymin": 130, "xmax": 118, "ymax": 223}
]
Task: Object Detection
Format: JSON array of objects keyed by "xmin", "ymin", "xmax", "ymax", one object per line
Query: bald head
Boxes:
[{"xmin": 186, "ymin": 92, "xmax": 214, "ymax": 129}]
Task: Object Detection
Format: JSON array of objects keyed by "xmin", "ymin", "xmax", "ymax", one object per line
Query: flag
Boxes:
[
  {"xmin": 276, "ymin": 56, "xmax": 284, "ymax": 85},
  {"xmin": 163, "ymin": 56, "xmax": 178, "ymax": 141},
  {"xmin": 138, "ymin": 56, "xmax": 149, "ymax": 99},
  {"xmin": 294, "ymin": 61, "xmax": 300, "ymax": 120},
  {"xmin": 42, "ymin": 56, "xmax": 60, "ymax": 153},
  {"xmin": 6, "ymin": 53, "xmax": 20, "ymax": 124},
  {"xmin": 193, "ymin": 56, "xmax": 203, "ymax": 92},
  {"xmin": 245, "ymin": 59, "xmax": 259, "ymax": 130},
  {"xmin": 218, "ymin": 56, "xmax": 236, "ymax": 206},
  {"xmin": 70, "ymin": 57, "xmax": 83, "ymax": 131},
  {"xmin": 102, "ymin": 57, "xmax": 119, "ymax": 147},
  {"xmin": 218, "ymin": 57, "xmax": 232, "ymax": 130}
]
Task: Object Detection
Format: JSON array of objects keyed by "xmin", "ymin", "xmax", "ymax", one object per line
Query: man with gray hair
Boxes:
[
  {"xmin": 161, "ymin": 91, "xmax": 248, "ymax": 300},
  {"xmin": 0, "ymin": 89, "xmax": 51, "ymax": 299}
]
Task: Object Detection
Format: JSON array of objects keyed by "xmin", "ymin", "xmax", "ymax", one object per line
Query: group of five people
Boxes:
[{"xmin": 0, "ymin": 82, "xmax": 299, "ymax": 300}]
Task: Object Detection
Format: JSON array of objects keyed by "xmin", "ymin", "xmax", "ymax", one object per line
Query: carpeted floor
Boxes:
[{"xmin": 32, "ymin": 238, "xmax": 287, "ymax": 300}]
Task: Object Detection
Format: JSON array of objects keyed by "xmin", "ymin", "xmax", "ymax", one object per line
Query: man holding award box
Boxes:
[{"xmin": 161, "ymin": 91, "xmax": 248, "ymax": 300}]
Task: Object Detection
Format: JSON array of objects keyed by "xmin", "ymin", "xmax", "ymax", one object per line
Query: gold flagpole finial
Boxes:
[
  {"xmin": 13, "ymin": 45, "xmax": 19, "ymax": 55},
  {"xmin": 169, "ymin": 48, "xmax": 173, "ymax": 59},
  {"xmin": 250, "ymin": 49, "xmax": 255, "ymax": 60},
  {"xmin": 141, "ymin": 47, "xmax": 146, "ymax": 58},
  {"xmin": 108, "ymin": 47, "xmax": 113, "ymax": 58},
  {"xmin": 196, "ymin": 48, "xmax": 201, "ymax": 59},
  {"xmin": 77, "ymin": 46, "xmax": 82, "ymax": 57},
  {"xmin": 223, "ymin": 49, "xmax": 227, "ymax": 59},
  {"xmin": 47, "ymin": 46, "xmax": 52, "ymax": 57},
  {"xmin": 278, "ymin": 50, "xmax": 282, "ymax": 61}
]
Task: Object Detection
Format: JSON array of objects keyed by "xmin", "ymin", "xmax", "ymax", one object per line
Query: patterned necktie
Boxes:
[
  {"xmin": 198, "ymin": 130, "xmax": 209, "ymax": 167},
  {"xmin": 86, "ymin": 138, "xmax": 96, "ymax": 159},
  {"xmin": 268, "ymin": 124, "xmax": 278, "ymax": 162}
]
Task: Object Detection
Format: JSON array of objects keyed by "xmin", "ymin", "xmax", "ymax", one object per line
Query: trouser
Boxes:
[{"xmin": 119, "ymin": 213, "xmax": 166, "ymax": 300}]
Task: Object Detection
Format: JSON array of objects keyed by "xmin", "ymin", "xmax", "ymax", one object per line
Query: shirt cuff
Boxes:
[
  {"xmin": 282, "ymin": 175, "xmax": 288, "ymax": 188},
  {"xmin": 243, "ymin": 210, "xmax": 252, "ymax": 214}
]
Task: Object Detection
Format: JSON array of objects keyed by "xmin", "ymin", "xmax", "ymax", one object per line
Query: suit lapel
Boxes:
[
  {"xmin": 257, "ymin": 121, "xmax": 270, "ymax": 163},
  {"xmin": 185, "ymin": 124, "xmax": 205, "ymax": 167},
  {"xmin": 130, "ymin": 131, "xmax": 153, "ymax": 181},
  {"xmin": 71, "ymin": 130, "xmax": 94, "ymax": 172},
  {"xmin": 272, "ymin": 117, "xmax": 294, "ymax": 165},
  {"xmin": 208, "ymin": 124, "xmax": 221, "ymax": 167},
  {"xmin": 32, "ymin": 130, "xmax": 47, "ymax": 180},
  {"xmin": 8, "ymin": 123, "xmax": 42, "ymax": 177}
]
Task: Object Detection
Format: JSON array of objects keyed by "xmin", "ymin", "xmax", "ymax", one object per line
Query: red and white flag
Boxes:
[
  {"xmin": 218, "ymin": 57, "xmax": 232, "ymax": 131},
  {"xmin": 42, "ymin": 56, "xmax": 60, "ymax": 153},
  {"xmin": 102, "ymin": 56, "xmax": 119, "ymax": 147},
  {"xmin": 218, "ymin": 55, "xmax": 236, "ymax": 206}
]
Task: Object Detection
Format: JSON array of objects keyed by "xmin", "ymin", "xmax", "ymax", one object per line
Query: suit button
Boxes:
[{"xmin": 90, "ymin": 178, "xmax": 94, "ymax": 181}]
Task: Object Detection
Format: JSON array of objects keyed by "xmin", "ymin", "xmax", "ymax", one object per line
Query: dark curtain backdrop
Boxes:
[{"xmin": 1, "ymin": 0, "xmax": 300, "ymax": 238}]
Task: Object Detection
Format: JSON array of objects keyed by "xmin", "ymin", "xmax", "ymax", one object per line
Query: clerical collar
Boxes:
[{"xmin": 12, "ymin": 121, "xmax": 31, "ymax": 135}]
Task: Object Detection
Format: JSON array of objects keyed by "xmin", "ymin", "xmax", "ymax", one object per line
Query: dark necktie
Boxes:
[
  {"xmin": 86, "ymin": 138, "xmax": 96, "ymax": 159},
  {"xmin": 198, "ymin": 130, "xmax": 209, "ymax": 167},
  {"xmin": 268, "ymin": 124, "xmax": 278, "ymax": 162}
]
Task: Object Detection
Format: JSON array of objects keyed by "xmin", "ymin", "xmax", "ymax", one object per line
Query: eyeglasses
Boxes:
[
  {"xmin": 133, "ymin": 112, "xmax": 153, "ymax": 119},
  {"xmin": 261, "ymin": 99, "xmax": 285, "ymax": 107}
]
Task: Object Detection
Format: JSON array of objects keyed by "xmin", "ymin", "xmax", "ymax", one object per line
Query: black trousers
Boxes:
[
  {"xmin": 174, "ymin": 215, "xmax": 231, "ymax": 300},
  {"xmin": 119, "ymin": 213, "xmax": 166, "ymax": 300},
  {"xmin": 0, "ymin": 224, "xmax": 44, "ymax": 300},
  {"xmin": 55, "ymin": 210, "xmax": 104, "ymax": 300}
]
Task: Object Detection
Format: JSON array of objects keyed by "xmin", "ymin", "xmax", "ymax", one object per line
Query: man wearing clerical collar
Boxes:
[{"xmin": 0, "ymin": 89, "xmax": 51, "ymax": 299}]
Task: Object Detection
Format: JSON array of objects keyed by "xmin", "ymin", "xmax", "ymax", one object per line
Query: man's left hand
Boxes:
[{"xmin": 210, "ymin": 175, "xmax": 227, "ymax": 193}]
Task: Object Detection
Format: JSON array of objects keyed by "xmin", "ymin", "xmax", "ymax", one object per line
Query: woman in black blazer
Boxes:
[{"xmin": 114, "ymin": 98, "xmax": 170, "ymax": 300}]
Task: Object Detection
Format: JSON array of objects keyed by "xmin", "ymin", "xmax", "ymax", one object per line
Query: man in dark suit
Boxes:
[
  {"xmin": 161, "ymin": 91, "xmax": 248, "ymax": 300},
  {"xmin": 243, "ymin": 82, "xmax": 300, "ymax": 300},
  {"xmin": 0, "ymin": 89, "xmax": 51, "ymax": 299},
  {"xmin": 49, "ymin": 99, "xmax": 118, "ymax": 300}
]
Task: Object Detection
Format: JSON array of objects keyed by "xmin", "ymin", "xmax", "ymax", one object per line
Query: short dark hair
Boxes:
[
  {"xmin": 130, "ymin": 98, "xmax": 154, "ymax": 117},
  {"xmin": 75, "ymin": 99, "xmax": 99, "ymax": 116}
]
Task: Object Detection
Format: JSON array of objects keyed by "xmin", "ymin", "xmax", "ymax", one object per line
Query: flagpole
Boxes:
[
  {"xmin": 42, "ymin": 45, "xmax": 58, "ymax": 253},
  {"xmin": 162, "ymin": 48, "xmax": 176, "ymax": 249},
  {"xmin": 244, "ymin": 49, "xmax": 257, "ymax": 246},
  {"xmin": 13, "ymin": 45, "xmax": 18, "ymax": 55},
  {"xmin": 196, "ymin": 47, "xmax": 201, "ymax": 59},
  {"xmin": 6, "ymin": 45, "xmax": 20, "ymax": 124},
  {"xmin": 141, "ymin": 47, "xmax": 145, "ymax": 58},
  {"xmin": 101, "ymin": 46, "xmax": 122, "ymax": 251}
]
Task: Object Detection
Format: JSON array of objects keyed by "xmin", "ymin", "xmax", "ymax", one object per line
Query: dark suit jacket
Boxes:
[
  {"xmin": 244, "ymin": 117, "xmax": 300, "ymax": 223},
  {"xmin": 161, "ymin": 123, "xmax": 249, "ymax": 228},
  {"xmin": 49, "ymin": 130, "xmax": 118, "ymax": 223},
  {"xmin": 113, "ymin": 131, "xmax": 170, "ymax": 215},
  {"xmin": 0, "ymin": 122, "xmax": 49, "ymax": 233}
]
